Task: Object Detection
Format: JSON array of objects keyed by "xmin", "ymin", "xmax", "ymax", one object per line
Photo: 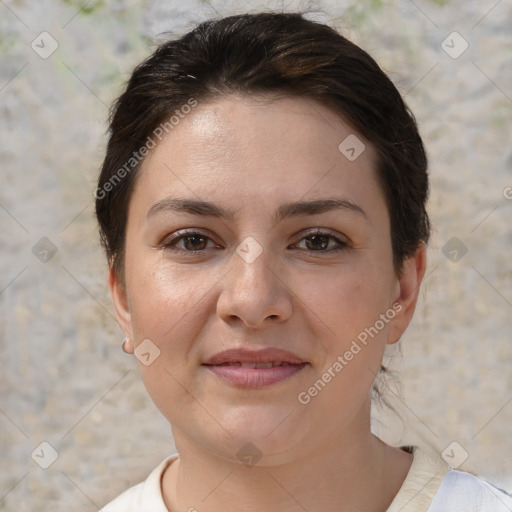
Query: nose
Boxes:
[{"xmin": 216, "ymin": 243, "xmax": 293, "ymax": 329}]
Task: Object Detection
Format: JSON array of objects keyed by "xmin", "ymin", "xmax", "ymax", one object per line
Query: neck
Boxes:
[{"xmin": 162, "ymin": 418, "xmax": 412, "ymax": 512}]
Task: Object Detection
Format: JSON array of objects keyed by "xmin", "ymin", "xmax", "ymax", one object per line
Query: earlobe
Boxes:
[
  {"xmin": 122, "ymin": 337, "xmax": 134, "ymax": 354},
  {"xmin": 107, "ymin": 266, "xmax": 133, "ymax": 344},
  {"xmin": 387, "ymin": 242, "xmax": 427, "ymax": 344}
]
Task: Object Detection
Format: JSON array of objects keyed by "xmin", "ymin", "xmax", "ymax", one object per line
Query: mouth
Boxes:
[
  {"xmin": 210, "ymin": 361, "xmax": 298, "ymax": 369},
  {"xmin": 202, "ymin": 348, "xmax": 309, "ymax": 388}
]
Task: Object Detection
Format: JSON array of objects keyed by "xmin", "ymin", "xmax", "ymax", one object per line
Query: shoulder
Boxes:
[
  {"xmin": 100, "ymin": 483, "xmax": 144, "ymax": 512},
  {"xmin": 386, "ymin": 445, "xmax": 451, "ymax": 512},
  {"xmin": 386, "ymin": 445, "xmax": 512, "ymax": 512},
  {"xmin": 99, "ymin": 454, "xmax": 179, "ymax": 512},
  {"xmin": 428, "ymin": 469, "xmax": 512, "ymax": 511}
]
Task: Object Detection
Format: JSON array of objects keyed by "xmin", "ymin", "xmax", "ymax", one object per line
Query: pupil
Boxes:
[
  {"xmin": 307, "ymin": 235, "xmax": 328, "ymax": 250},
  {"xmin": 186, "ymin": 235, "xmax": 206, "ymax": 250}
]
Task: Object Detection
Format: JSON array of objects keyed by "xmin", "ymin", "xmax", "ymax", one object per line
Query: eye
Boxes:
[
  {"xmin": 162, "ymin": 230, "xmax": 220, "ymax": 252},
  {"xmin": 161, "ymin": 228, "xmax": 348, "ymax": 254},
  {"xmin": 293, "ymin": 229, "xmax": 348, "ymax": 253}
]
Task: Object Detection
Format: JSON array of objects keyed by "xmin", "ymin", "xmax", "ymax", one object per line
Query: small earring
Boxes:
[{"xmin": 122, "ymin": 337, "xmax": 131, "ymax": 354}]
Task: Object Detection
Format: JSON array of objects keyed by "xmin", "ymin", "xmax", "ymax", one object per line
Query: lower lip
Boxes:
[{"xmin": 204, "ymin": 363, "xmax": 308, "ymax": 388}]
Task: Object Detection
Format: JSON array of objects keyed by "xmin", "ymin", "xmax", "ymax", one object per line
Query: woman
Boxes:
[{"xmin": 95, "ymin": 12, "xmax": 512, "ymax": 511}]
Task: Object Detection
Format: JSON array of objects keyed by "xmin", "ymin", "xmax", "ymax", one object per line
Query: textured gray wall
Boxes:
[{"xmin": 1, "ymin": 0, "xmax": 511, "ymax": 510}]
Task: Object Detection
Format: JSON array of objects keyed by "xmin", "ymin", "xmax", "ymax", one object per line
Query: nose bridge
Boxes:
[
  {"xmin": 231, "ymin": 236, "xmax": 276, "ymax": 299},
  {"xmin": 217, "ymin": 235, "xmax": 292, "ymax": 326}
]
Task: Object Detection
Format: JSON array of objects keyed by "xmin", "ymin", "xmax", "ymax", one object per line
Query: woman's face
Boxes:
[{"xmin": 110, "ymin": 94, "xmax": 424, "ymax": 464}]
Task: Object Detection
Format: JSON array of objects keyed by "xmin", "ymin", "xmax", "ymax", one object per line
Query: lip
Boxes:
[
  {"xmin": 202, "ymin": 348, "xmax": 308, "ymax": 388},
  {"xmin": 204, "ymin": 348, "xmax": 305, "ymax": 366}
]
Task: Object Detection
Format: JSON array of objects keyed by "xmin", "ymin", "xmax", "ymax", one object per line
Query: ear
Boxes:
[
  {"xmin": 387, "ymin": 242, "xmax": 427, "ymax": 344},
  {"xmin": 108, "ymin": 266, "xmax": 134, "ymax": 354}
]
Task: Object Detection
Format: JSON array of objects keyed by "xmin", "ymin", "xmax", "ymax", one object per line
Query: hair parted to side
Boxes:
[{"xmin": 95, "ymin": 11, "xmax": 431, "ymax": 407}]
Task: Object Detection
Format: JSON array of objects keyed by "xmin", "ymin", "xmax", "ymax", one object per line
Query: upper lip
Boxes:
[{"xmin": 203, "ymin": 348, "xmax": 306, "ymax": 365}]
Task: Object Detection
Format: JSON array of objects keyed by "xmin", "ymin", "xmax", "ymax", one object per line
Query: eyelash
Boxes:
[{"xmin": 161, "ymin": 228, "xmax": 349, "ymax": 255}]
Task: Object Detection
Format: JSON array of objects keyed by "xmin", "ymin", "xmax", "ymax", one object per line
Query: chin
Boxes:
[{"xmin": 200, "ymin": 403, "xmax": 314, "ymax": 465}]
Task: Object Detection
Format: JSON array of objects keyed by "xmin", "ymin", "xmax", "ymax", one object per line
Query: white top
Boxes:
[{"xmin": 100, "ymin": 446, "xmax": 512, "ymax": 511}]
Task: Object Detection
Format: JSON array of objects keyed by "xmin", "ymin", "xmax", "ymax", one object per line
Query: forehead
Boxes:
[
  {"xmin": 145, "ymin": 94, "xmax": 375, "ymax": 160},
  {"xmin": 133, "ymin": 94, "xmax": 383, "ymax": 216}
]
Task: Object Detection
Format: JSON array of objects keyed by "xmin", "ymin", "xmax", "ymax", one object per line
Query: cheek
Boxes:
[
  {"xmin": 126, "ymin": 259, "xmax": 214, "ymax": 341},
  {"xmin": 125, "ymin": 262, "xmax": 216, "ymax": 417},
  {"xmin": 299, "ymin": 262, "xmax": 393, "ymax": 340},
  {"xmin": 296, "ymin": 260, "xmax": 394, "ymax": 394},
  {"xmin": 298, "ymin": 274, "xmax": 391, "ymax": 412}
]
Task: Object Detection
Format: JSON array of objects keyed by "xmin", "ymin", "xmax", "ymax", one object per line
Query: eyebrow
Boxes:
[{"xmin": 146, "ymin": 197, "xmax": 367, "ymax": 223}]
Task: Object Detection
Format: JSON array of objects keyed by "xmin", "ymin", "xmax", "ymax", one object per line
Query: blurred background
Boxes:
[{"xmin": 0, "ymin": 0, "xmax": 511, "ymax": 510}]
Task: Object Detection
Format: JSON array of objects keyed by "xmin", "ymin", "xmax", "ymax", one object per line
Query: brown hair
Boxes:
[{"xmin": 96, "ymin": 12, "xmax": 430, "ymax": 284}]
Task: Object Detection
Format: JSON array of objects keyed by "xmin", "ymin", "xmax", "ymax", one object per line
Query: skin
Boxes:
[{"xmin": 109, "ymin": 94, "xmax": 427, "ymax": 512}]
